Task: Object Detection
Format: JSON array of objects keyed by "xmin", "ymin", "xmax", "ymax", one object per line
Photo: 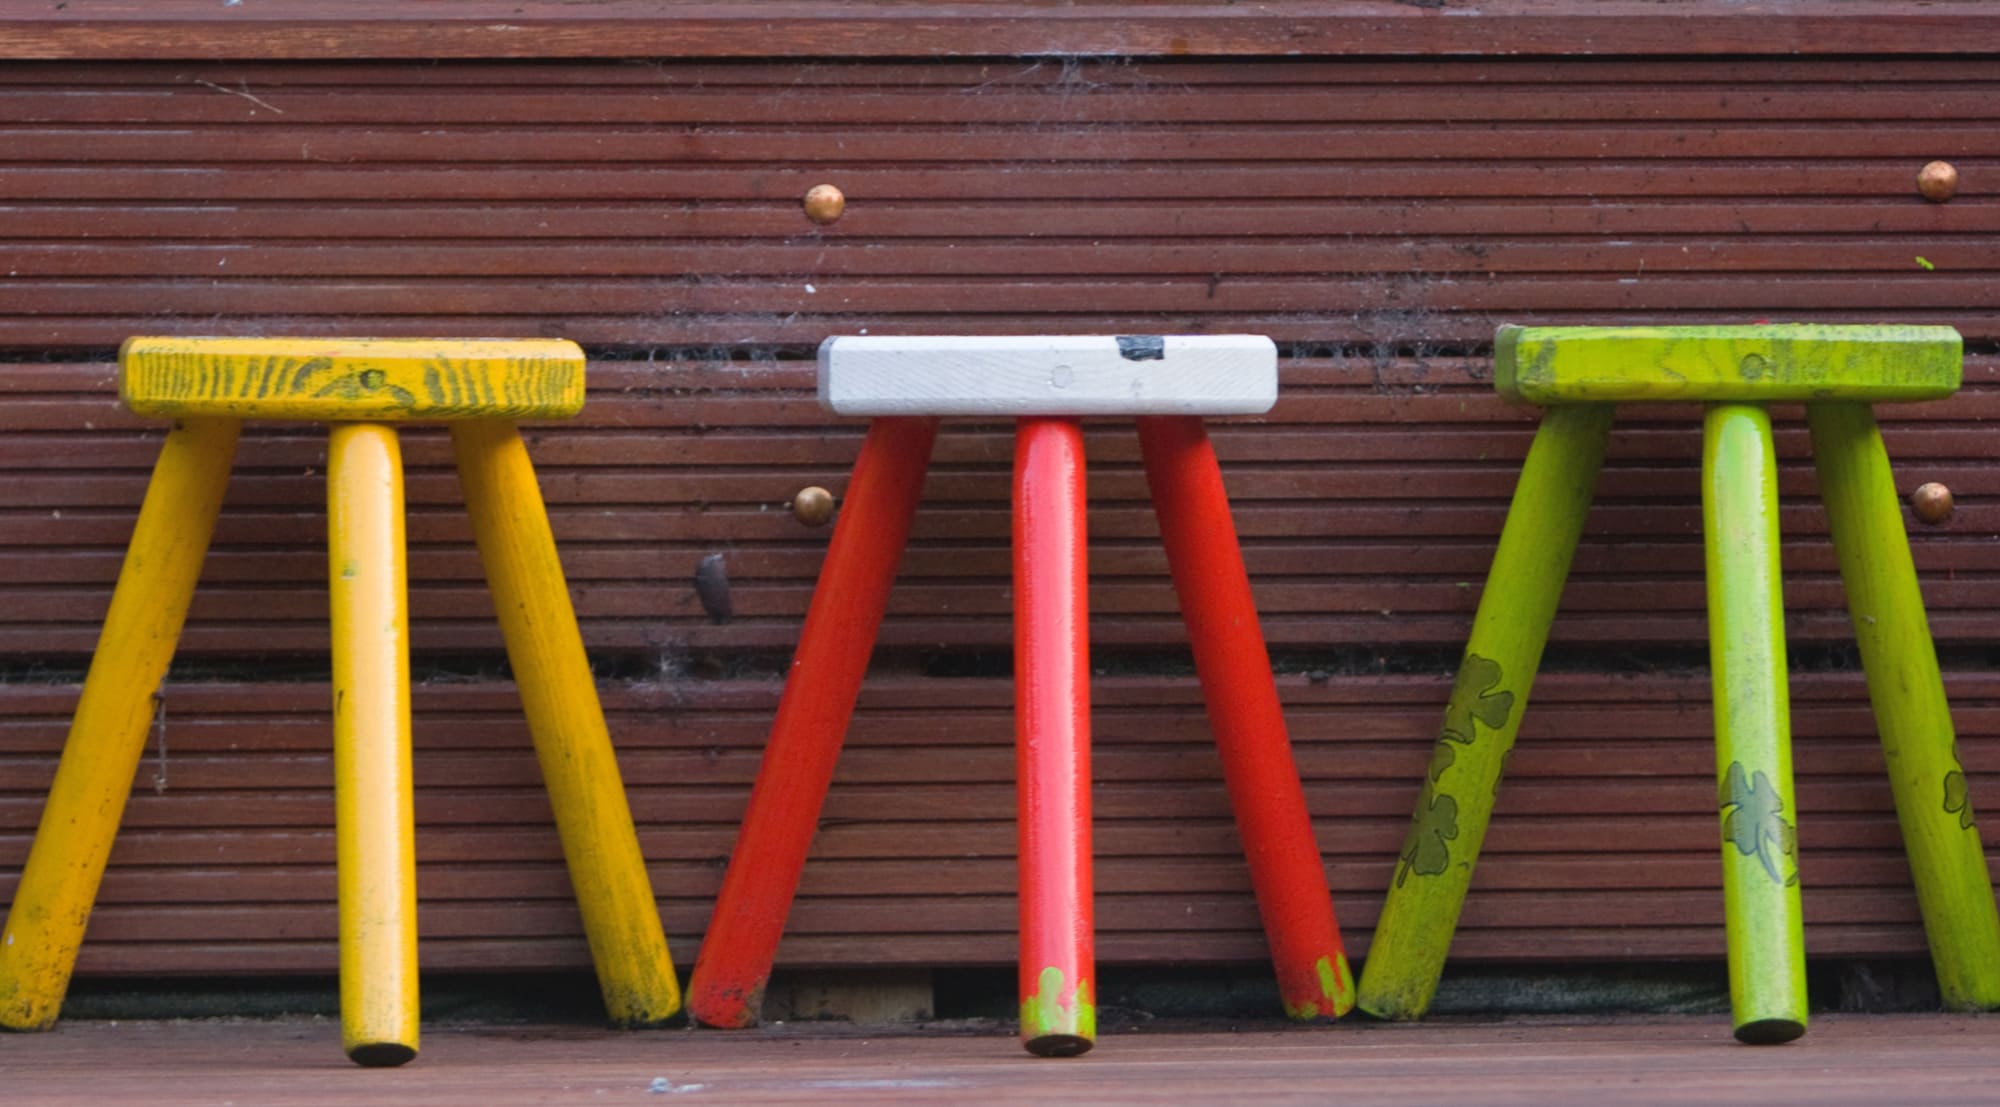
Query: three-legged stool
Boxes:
[
  {"xmin": 0, "ymin": 337, "xmax": 681, "ymax": 1065},
  {"xmin": 1358, "ymin": 324, "xmax": 2000, "ymax": 1043},
  {"xmin": 688, "ymin": 335, "xmax": 1352, "ymax": 1055}
]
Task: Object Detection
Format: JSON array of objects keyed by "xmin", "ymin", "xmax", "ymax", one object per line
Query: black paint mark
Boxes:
[
  {"xmin": 1115, "ymin": 335, "xmax": 1166, "ymax": 362},
  {"xmin": 694, "ymin": 553, "xmax": 733, "ymax": 623}
]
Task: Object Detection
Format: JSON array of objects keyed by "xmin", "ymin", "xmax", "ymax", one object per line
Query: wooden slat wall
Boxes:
[
  {"xmin": 3, "ymin": 43, "xmax": 1999, "ymax": 979},
  {"xmin": 2, "ymin": 674, "xmax": 1996, "ymax": 975},
  {"xmin": 4, "ymin": 58, "xmax": 2000, "ymax": 346},
  {"xmin": 4, "ymin": 1, "xmax": 1998, "ymax": 60}
]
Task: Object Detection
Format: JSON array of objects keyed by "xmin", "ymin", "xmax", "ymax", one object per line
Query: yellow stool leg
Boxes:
[
  {"xmin": 327, "ymin": 423, "xmax": 419, "ymax": 1066},
  {"xmin": 0, "ymin": 418, "xmax": 239, "ymax": 1030},
  {"xmin": 450, "ymin": 419, "xmax": 681, "ymax": 1025},
  {"xmin": 1807, "ymin": 402, "xmax": 2000, "ymax": 1008},
  {"xmin": 1702, "ymin": 403, "xmax": 1807, "ymax": 1044}
]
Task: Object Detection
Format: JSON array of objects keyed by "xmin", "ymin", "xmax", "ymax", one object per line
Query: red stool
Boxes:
[{"xmin": 688, "ymin": 335, "xmax": 1351, "ymax": 1055}]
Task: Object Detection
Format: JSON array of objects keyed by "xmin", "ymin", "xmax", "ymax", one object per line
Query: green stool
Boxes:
[{"xmin": 1358, "ymin": 325, "xmax": 2000, "ymax": 1044}]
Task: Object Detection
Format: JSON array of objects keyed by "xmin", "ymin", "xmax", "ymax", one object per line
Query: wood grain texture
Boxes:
[
  {"xmin": 2, "ymin": 2, "xmax": 1999, "ymax": 61},
  {"xmin": 1, "ymin": 57, "xmax": 1998, "ymax": 348},
  {"xmin": 119, "ymin": 337, "xmax": 585, "ymax": 421}
]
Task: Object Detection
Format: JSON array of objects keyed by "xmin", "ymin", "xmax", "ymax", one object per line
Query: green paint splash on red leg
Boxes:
[
  {"xmin": 1021, "ymin": 966, "xmax": 1095, "ymax": 1056},
  {"xmin": 1283, "ymin": 953, "xmax": 1356, "ymax": 1021}
]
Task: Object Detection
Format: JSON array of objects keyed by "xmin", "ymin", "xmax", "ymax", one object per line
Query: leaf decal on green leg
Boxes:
[
  {"xmin": 1441, "ymin": 653, "xmax": 1515, "ymax": 746},
  {"xmin": 1427, "ymin": 738, "xmax": 1459, "ymax": 784},
  {"xmin": 1719, "ymin": 761, "xmax": 1798, "ymax": 887},
  {"xmin": 1394, "ymin": 789, "xmax": 1459, "ymax": 888},
  {"xmin": 1944, "ymin": 769, "xmax": 1975, "ymax": 832},
  {"xmin": 1393, "ymin": 653, "xmax": 1512, "ymax": 888}
]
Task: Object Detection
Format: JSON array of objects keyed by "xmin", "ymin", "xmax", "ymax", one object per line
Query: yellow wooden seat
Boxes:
[
  {"xmin": 0, "ymin": 337, "xmax": 678, "ymax": 1066},
  {"xmin": 119, "ymin": 336, "xmax": 586, "ymax": 421}
]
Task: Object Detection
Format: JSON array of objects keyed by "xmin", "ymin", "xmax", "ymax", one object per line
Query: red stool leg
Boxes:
[
  {"xmin": 1013, "ymin": 417, "xmax": 1095, "ymax": 1057},
  {"xmin": 687, "ymin": 416, "xmax": 937, "ymax": 1029},
  {"xmin": 1137, "ymin": 415, "xmax": 1353, "ymax": 1021}
]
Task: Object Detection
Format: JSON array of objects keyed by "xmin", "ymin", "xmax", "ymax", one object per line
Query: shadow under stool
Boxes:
[
  {"xmin": 1358, "ymin": 324, "xmax": 2000, "ymax": 1043},
  {"xmin": 686, "ymin": 335, "xmax": 1352, "ymax": 1055},
  {"xmin": 0, "ymin": 337, "xmax": 680, "ymax": 1065}
]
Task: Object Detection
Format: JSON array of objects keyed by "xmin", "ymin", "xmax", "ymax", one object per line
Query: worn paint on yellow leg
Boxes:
[
  {"xmin": 1021, "ymin": 965, "xmax": 1095, "ymax": 1056},
  {"xmin": 0, "ymin": 418, "xmax": 240, "ymax": 1031},
  {"xmin": 1359, "ymin": 403, "xmax": 1613, "ymax": 1021},
  {"xmin": 1808, "ymin": 402, "xmax": 2000, "ymax": 1010},
  {"xmin": 1703, "ymin": 403, "xmax": 1807, "ymax": 1045},
  {"xmin": 1283, "ymin": 954, "xmax": 1356, "ymax": 1021},
  {"xmin": 328, "ymin": 423, "xmax": 419, "ymax": 1067},
  {"xmin": 450, "ymin": 420, "xmax": 681, "ymax": 1025}
]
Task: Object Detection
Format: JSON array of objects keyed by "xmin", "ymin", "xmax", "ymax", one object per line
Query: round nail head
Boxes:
[
  {"xmin": 803, "ymin": 184, "xmax": 846, "ymax": 224},
  {"xmin": 792, "ymin": 485, "xmax": 835, "ymax": 526},
  {"xmin": 1912, "ymin": 481, "xmax": 1954, "ymax": 525},
  {"xmin": 1918, "ymin": 160, "xmax": 1959, "ymax": 203}
]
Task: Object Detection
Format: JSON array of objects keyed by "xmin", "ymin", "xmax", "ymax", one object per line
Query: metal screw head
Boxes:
[
  {"xmin": 803, "ymin": 183, "xmax": 846, "ymax": 224},
  {"xmin": 1912, "ymin": 481, "xmax": 1955, "ymax": 525},
  {"xmin": 791, "ymin": 485, "xmax": 835, "ymax": 527},
  {"xmin": 1918, "ymin": 160, "xmax": 1959, "ymax": 203}
]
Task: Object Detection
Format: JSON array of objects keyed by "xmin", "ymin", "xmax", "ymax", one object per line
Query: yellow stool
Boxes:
[{"xmin": 0, "ymin": 338, "xmax": 680, "ymax": 1065}]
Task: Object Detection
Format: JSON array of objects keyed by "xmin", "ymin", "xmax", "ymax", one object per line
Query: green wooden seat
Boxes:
[
  {"xmin": 1360, "ymin": 324, "xmax": 2000, "ymax": 1045},
  {"xmin": 1496, "ymin": 324, "xmax": 1961, "ymax": 404}
]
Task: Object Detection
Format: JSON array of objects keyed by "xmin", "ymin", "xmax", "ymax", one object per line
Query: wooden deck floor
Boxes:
[{"xmin": 5, "ymin": 1013, "xmax": 2000, "ymax": 1105}]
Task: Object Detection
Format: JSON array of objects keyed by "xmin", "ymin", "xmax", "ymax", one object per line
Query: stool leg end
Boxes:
[
  {"xmin": 600, "ymin": 975, "xmax": 683, "ymax": 1029},
  {"xmin": 687, "ymin": 975, "xmax": 764, "ymax": 1030},
  {"xmin": 346, "ymin": 1041, "xmax": 419, "ymax": 1068},
  {"xmin": 1281, "ymin": 953, "xmax": 1356, "ymax": 1022},
  {"xmin": 0, "ymin": 988, "xmax": 61, "ymax": 1033},
  {"xmin": 1733, "ymin": 1017, "xmax": 1806, "ymax": 1046},
  {"xmin": 1021, "ymin": 966, "xmax": 1095, "ymax": 1057}
]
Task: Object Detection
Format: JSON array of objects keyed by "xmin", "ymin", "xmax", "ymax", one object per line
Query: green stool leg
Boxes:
[
  {"xmin": 1807, "ymin": 402, "xmax": 2000, "ymax": 1009},
  {"xmin": 1702, "ymin": 403, "xmax": 1807, "ymax": 1044},
  {"xmin": 1358, "ymin": 403, "xmax": 1613, "ymax": 1020}
]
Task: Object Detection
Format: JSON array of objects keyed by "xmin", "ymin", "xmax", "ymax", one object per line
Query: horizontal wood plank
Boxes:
[{"xmin": 3, "ymin": 4, "xmax": 1999, "ymax": 62}]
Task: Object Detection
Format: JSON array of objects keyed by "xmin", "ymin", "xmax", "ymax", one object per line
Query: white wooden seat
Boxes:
[{"xmin": 817, "ymin": 334, "xmax": 1277, "ymax": 416}]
